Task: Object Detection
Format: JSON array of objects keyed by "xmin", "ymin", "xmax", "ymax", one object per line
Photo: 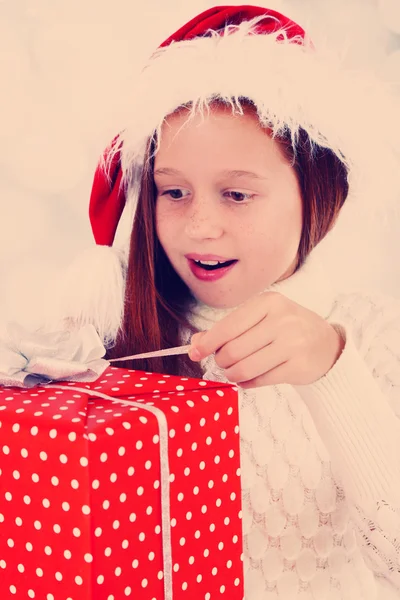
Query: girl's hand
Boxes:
[{"xmin": 189, "ymin": 292, "xmax": 345, "ymax": 388}]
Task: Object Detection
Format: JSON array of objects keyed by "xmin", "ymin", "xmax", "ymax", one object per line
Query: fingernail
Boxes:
[{"xmin": 189, "ymin": 347, "xmax": 202, "ymax": 361}]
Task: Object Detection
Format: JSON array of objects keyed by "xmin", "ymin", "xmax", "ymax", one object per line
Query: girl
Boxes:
[{"xmin": 56, "ymin": 5, "xmax": 400, "ymax": 599}]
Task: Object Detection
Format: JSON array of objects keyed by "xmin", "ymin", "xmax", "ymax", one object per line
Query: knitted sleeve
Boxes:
[{"xmin": 296, "ymin": 291, "xmax": 400, "ymax": 591}]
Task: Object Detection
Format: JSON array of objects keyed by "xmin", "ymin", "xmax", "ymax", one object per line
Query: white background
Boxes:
[{"xmin": 1, "ymin": 0, "xmax": 399, "ymax": 331}]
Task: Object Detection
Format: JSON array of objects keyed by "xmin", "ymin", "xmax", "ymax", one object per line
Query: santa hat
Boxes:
[{"xmin": 52, "ymin": 4, "xmax": 400, "ymax": 343}]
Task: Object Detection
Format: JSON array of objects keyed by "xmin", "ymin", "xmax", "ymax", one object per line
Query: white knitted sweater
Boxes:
[{"xmin": 186, "ymin": 253, "xmax": 400, "ymax": 600}]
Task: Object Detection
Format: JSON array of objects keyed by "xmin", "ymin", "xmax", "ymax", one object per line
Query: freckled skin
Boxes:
[{"xmin": 154, "ymin": 105, "xmax": 303, "ymax": 309}]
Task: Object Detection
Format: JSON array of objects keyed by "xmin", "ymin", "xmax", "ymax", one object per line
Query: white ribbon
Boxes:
[
  {"xmin": 46, "ymin": 384, "xmax": 173, "ymax": 600},
  {"xmin": 109, "ymin": 344, "xmax": 191, "ymax": 362}
]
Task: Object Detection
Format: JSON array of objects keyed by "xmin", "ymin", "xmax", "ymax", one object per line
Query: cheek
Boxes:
[
  {"xmin": 273, "ymin": 192, "xmax": 303, "ymax": 236},
  {"xmin": 290, "ymin": 202, "xmax": 304, "ymax": 243},
  {"xmin": 245, "ymin": 199, "xmax": 303, "ymax": 256},
  {"xmin": 155, "ymin": 203, "xmax": 177, "ymax": 250},
  {"xmin": 155, "ymin": 202, "xmax": 165, "ymax": 242},
  {"xmin": 155, "ymin": 218, "xmax": 165, "ymax": 247}
]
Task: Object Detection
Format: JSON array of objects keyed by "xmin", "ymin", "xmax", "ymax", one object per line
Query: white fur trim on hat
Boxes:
[{"xmin": 110, "ymin": 15, "xmax": 399, "ymax": 223}]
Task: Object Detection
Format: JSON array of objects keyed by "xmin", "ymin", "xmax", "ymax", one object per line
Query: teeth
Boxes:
[{"xmin": 195, "ymin": 260, "xmax": 221, "ymax": 266}]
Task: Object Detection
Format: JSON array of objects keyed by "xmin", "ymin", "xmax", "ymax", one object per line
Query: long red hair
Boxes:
[{"xmin": 106, "ymin": 102, "xmax": 349, "ymax": 375}]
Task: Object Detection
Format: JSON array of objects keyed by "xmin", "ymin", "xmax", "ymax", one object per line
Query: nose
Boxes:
[{"xmin": 184, "ymin": 196, "xmax": 224, "ymax": 240}]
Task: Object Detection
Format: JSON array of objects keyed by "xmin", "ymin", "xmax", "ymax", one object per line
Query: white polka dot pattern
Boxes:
[{"xmin": 0, "ymin": 367, "xmax": 243, "ymax": 598}]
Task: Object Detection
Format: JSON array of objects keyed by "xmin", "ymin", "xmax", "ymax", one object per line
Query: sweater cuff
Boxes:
[{"xmin": 295, "ymin": 323, "xmax": 400, "ymax": 510}]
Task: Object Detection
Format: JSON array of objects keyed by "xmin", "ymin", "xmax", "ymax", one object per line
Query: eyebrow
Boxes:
[{"xmin": 153, "ymin": 167, "xmax": 268, "ymax": 181}]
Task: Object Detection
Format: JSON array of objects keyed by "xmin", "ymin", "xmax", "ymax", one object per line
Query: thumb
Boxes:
[{"xmin": 189, "ymin": 331, "xmax": 207, "ymax": 361}]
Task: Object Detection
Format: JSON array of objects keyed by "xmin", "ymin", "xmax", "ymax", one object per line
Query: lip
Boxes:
[
  {"xmin": 185, "ymin": 253, "xmax": 235, "ymax": 261},
  {"xmin": 186, "ymin": 257, "xmax": 238, "ymax": 282}
]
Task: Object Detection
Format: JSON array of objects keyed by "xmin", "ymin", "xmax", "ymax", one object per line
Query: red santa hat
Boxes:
[{"xmin": 52, "ymin": 4, "xmax": 400, "ymax": 343}]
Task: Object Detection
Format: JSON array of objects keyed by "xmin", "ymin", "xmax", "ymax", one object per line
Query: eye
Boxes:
[
  {"xmin": 160, "ymin": 189, "xmax": 189, "ymax": 200},
  {"xmin": 224, "ymin": 191, "xmax": 255, "ymax": 202}
]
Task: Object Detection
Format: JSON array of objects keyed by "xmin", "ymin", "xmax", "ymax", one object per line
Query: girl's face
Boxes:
[{"xmin": 154, "ymin": 105, "xmax": 303, "ymax": 309}]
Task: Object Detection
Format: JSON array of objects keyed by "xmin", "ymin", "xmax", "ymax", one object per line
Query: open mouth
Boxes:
[
  {"xmin": 192, "ymin": 259, "xmax": 238, "ymax": 271},
  {"xmin": 185, "ymin": 252, "xmax": 239, "ymax": 283}
]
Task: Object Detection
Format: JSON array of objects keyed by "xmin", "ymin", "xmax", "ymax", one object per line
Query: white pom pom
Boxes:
[{"xmin": 46, "ymin": 245, "xmax": 127, "ymax": 347}]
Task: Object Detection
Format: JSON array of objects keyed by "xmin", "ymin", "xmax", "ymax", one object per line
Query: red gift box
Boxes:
[{"xmin": 0, "ymin": 366, "xmax": 244, "ymax": 599}]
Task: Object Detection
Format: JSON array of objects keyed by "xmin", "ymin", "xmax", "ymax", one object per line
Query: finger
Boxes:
[
  {"xmin": 215, "ymin": 321, "xmax": 276, "ymax": 369},
  {"xmin": 191, "ymin": 331, "xmax": 206, "ymax": 345},
  {"xmin": 192, "ymin": 293, "xmax": 274, "ymax": 359},
  {"xmin": 224, "ymin": 342, "xmax": 288, "ymax": 384},
  {"xmin": 239, "ymin": 361, "xmax": 290, "ymax": 388}
]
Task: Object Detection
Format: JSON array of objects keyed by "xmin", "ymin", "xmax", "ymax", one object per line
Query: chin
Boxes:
[
  {"xmin": 204, "ymin": 298, "xmax": 238, "ymax": 310},
  {"xmin": 193, "ymin": 289, "xmax": 250, "ymax": 310}
]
